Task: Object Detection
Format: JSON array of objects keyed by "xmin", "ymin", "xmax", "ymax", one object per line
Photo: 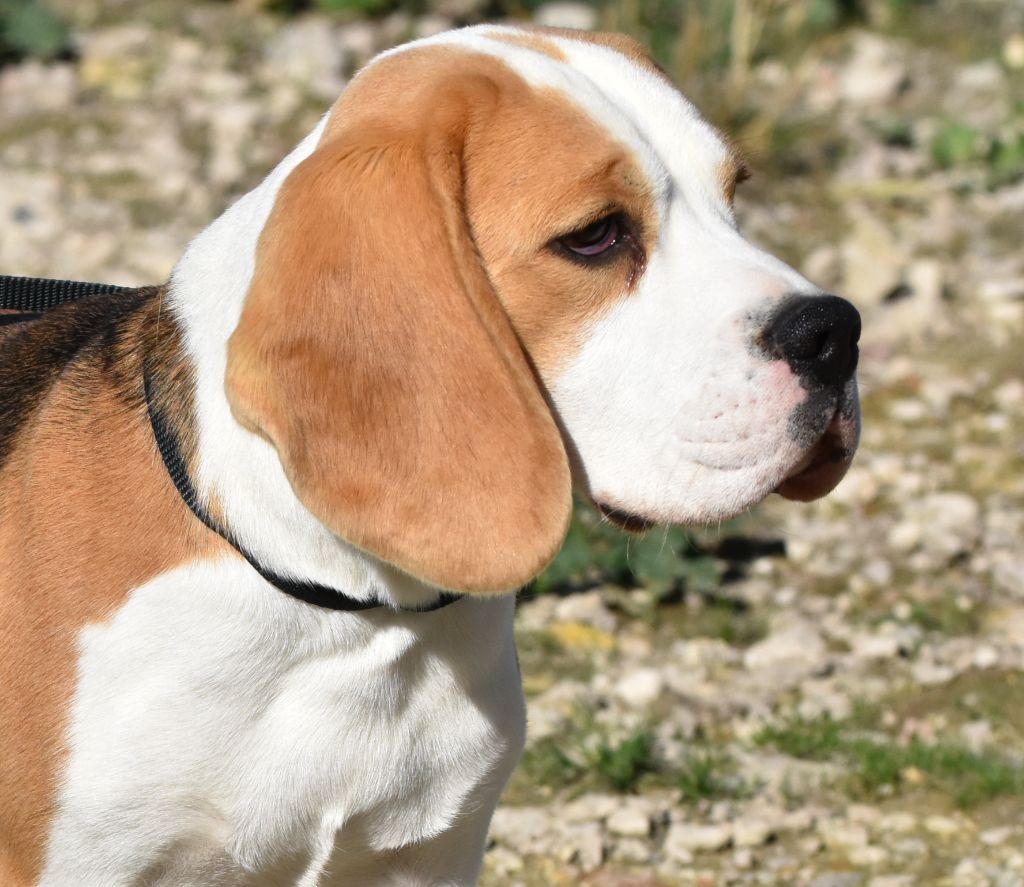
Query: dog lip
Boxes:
[
  {"xmin": 595, "ymin": 501, "xmax": 656, "ymax": 532},
  {"xmin": 776, "ymin": 407, "xmax": 856, "ymax": 501}
]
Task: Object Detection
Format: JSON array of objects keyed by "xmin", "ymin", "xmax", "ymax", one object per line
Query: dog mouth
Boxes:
[
  {"xmin": 776, "ymin": 404, "xmax": 859, "ymax": 502},
  {"xmin": 590, "ymin": 388, "xmax": 860, "ymax": 527},
  {"xmin": 595, "ymin": 501, "xmax": 655, "ymax": 533}
]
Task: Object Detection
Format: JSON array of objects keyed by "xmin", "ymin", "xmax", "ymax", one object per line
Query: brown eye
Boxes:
[{"xmin": 559, "ymin": 215, "xmax": 621, "ymax": 257}]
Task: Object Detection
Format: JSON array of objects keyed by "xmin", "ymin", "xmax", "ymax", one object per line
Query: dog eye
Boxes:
[{"xmin": 559, "ymin": 215, "xmax": 621, "ymax": 257}]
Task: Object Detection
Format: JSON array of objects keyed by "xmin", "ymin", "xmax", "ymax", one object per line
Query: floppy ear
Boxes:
[{"xmin": 225, "ymin": 70, "xmax": 572, "ymax": 594}]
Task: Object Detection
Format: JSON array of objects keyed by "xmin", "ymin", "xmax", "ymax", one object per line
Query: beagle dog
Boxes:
[{"xmin": 0, "ymin": 24, "xmax": 860, "ymax": 887}]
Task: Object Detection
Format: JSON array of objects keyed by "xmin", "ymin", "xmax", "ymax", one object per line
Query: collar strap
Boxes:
[
  {"xmin": 143, "ymin": 371, "xmax": 461, "ymax": 614},
  {"xmin": 0, "ymin": 274, "xmax": 132, "ymax": 311}
]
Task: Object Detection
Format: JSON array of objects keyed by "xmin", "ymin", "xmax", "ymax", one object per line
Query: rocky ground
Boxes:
[{"xmin": 1, "ymin": 0, "xmax": 1022, "ymax": 884}]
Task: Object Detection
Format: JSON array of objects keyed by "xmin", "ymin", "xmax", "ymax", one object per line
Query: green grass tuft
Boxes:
[
  {"xmin": 587, "ymin": 732, "xmax": 658, "ymax": 793},
  {"xmin": 756, "ymin": 713, "xmax": 1024, "ymax": 808},
  {"xmin": 676, "ymin": 748, "xmax": 749, "ymax": 803}
]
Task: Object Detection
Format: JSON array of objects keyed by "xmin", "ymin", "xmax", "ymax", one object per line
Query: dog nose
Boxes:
[{"xmin": 761, "ymin": 294, "xmax": 861, "ymax": 387}]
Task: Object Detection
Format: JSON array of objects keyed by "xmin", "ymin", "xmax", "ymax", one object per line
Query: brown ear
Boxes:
[{"xmin": 225, "ymin": 60, "xmax": 571, "ymax": 594}]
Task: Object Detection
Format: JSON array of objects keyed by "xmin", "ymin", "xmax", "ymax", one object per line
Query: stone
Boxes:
[
  {"xmin": 819, "ymin": 821, "xmax": 870, "ymax": 848},
  {"xmin": 906, "ymin": 258, "xmax": 945, "ymax": 305},
  {"xmin": 264, "ymin": 17, "xmax": 348, "ymax": 101},
  {"xmin": 560, "ymin": 821, "xmax": 605, "ymax": 871},
  {"xmin": 554, "ymin": 590, "xmax": 618, "ymax": 633},
  {"xmin": 732, "ymin": 816, "xmax": 776, "ymax": 848},
  {"xmin": 610, "ymin": 836, "xmax": 652, "ymax": 865},
  {"xmin": 901, "ymin": 492, "xmax": 982, "ymax": 562},
  {"xmin": 848, "ymin": 845, "xmax": 889, "ymax": 866},
  {"xmin": 868, "ymin": 877, "xmax": 916, "ymax": 887},
  {"xmin": 533, "ymin": 1, "xmax": 599, "ymax": 31},
  {"xmin": 663, "ymin": 822, "xmax": 732, "ymax": 853},
  {"xmin": 923, "ymin": 815, "xmax": 963, "ymax": 838},
  {"xmin": 483, "ymin": 845, "xmax": 524, "ymax": 877},
  {"xmin": 562, "ymin": 793, "xmax": 619, "ymax": 823},
  {"xmin": 838, "ymin": 33, "xmax": 909, "ymax": 105},
  {"xmin": 489, "ymin": 806, "xmax": 551, "ymax": 850},
  {"xmin": 980, "ymin": 826, "xmax": 1015, "ymax": 846},
  {"xmin": 851, "ymin": 627, "xmax": 912, "ymax": 660},
  {"xmin": 606, "ymin": 804, "xmax": 652, "ymax": 838},
  {"xmin": 878, "ymin": 812, "xmax": 917, "ymax": 834},
  {"xmin": 613, "ymin": 668, "xmax": 664, "ymax": 709},
  {"xmin": 743, "ymin": 618, "xmax": 828, "ymax": 676}
]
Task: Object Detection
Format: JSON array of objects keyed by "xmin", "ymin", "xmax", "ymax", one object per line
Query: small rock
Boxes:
[
  {"xmin": 562, "ymin": 793, "xmax": 619, "ymax": 824},
  {"xmin": 546, "ymin": 620, "xmax": 615, "ymax": 652},
  {"xmin": 733, "ymin": 847, "xmax": 755, "ymax": 869},
  {"xmin": 744, "ymin": 618, "xmax": 828, "ymax": 675},
  {"xmin": 733, "ymin": 816, "xmax": 775, "ymax": 848},
  {"xmin": 606, "ymin": 804, "xmax": 652, "ymax": 838},
  {"xmin": 923, "ymin": 814, "xmax": 962, "ymax": 838},
  {"xmin": 560, "ymin": 821, "xmax": 604, "ymax": 871},
  {"xmin": 901, "ymin": 492, "xmax": 982, "ymax": 562},
  {"xmin": 489, "ymin": 806, "xmax": 550, "ymax": 850},
  {"xmin": 483, "ymin": 845, "xmax": 524, "ymax": 877},
  {"xmin": 838, "ymin": 33, "xmax": 909, "ymax": 105},
  {"xmin": 533, "ymin": 1, "xmax": 599, "ymax": 30},
  {"xmin": 609, "ymin": 836, "xmax": 651, "ymax": 865},
  {"xmin": 613, "ymin": 668, "xmax": 664, "ymax": 709},
  {"xmin": 852, "ymin": 627, "xmax": 912, "ymax": 660},
  {"xmin": 848, "ymin": 845, "xmax": 889, "ymax": 866},
  {"xmin": 868, "ymin": 876, "xmax": 916, "ymax": 887},
  {"xmin": 819, "ymin": 821, "xmax": 870, "ymax": 848},
  {"xmin": 905, "ymin": 258, "xmax": 944, "ymax": 304},
  {"xmin": 979, "ymin": 825, "xmax": 1015, "ymax": 846},
  {"xmin": 663, "ymin": 822, "xmax": 732, "ymax": 853},
  {"xmin": 554, "ymin": 590, "xmax": 617, "ymax": 633},
  {"xmin": 878, "ymin": 812, "xmax": 917, "ymax": 834}
]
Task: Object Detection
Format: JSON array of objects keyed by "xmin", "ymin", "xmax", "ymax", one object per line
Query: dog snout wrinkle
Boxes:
[{"xmin": 762, "ymin": 294, "xmax": 860, "ymax": 388}]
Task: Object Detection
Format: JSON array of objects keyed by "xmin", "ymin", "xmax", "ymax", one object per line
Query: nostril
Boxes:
[{"xmin": 761, "ymin": 294, "xmax": 861, "ymax": 388}]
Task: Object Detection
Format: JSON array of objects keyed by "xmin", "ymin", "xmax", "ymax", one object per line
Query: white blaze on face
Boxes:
[{"xmin": 531, "ymin": 35, "xmax": 860, "ymax": 523}]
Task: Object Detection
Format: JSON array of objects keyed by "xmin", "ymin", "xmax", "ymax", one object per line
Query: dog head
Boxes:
[{"xmin": 222, "ymin": 26, "xmax": 860, "ymax": 594}]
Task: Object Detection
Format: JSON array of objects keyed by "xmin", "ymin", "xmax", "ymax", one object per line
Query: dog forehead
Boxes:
[{"xmin": 331, "ymin": 25, "xmax": 733, "ymax": 202}]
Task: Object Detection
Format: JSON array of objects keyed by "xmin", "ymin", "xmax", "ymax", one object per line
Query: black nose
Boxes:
[{"xmin": 761, "ymin": 294, "xmax": 861, "ymax": 388}]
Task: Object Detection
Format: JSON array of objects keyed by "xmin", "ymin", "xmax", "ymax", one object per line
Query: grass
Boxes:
[
  {"xmin": 756, "ymin": 712, "xmax": 1024, "ymax": 808},
  {"xmin": 657, "ymin": 594, "xmax": 769, "ymax": 648},
  {"xmin": 588, "ymin": 732, "xmax": 659, "ymax": 792},
  {"xmin": 509, "ymin": 720, "xmax": 750, "ymax": 804},
  {"xmin": 906, "ymin": 590, "xmax": 981, "ymax": 637},
  {"xmin": 676, "ymin": 747, "xmax": 750, "ymax": 803},
  {"xmin": 510, "ymin": 730, "xmax": 658, "ymax": 799}
]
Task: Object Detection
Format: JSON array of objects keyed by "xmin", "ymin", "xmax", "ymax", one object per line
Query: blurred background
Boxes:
[{"xmin": 2, "ymin": 0, "xmax": 1023, "ymax": 883}]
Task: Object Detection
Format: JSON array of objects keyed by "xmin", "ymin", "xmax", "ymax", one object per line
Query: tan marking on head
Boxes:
[
  {"xmin": 718, "ymin": 147, "xmax": 751, "ymax": 205},
  {"xmin": 485, "ymin": 30, "xmax": 567, "ymax": 62},
  {"xmin": 0, "ymin": 296, "xmax": 229, "ymax": 881},
  {"xmin": 514, "ymin": 25, "xmax": 674, "ymax": 85}
]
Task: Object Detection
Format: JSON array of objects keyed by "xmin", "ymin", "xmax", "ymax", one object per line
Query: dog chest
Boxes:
[{"xmin": 42, "ymin": 559, "xmax": 525, "ymax": 884}]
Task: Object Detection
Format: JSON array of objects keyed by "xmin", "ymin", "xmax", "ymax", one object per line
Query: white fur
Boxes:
[
  {"xmin": 42, "ymin": 24, "xmax": 859, "ymax": 886},
  {"xmin": 43, "ymin": 561, "xmax": 522, "ymax": 885}
]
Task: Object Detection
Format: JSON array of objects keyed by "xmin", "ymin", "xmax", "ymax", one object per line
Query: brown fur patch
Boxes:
[
  {"xmin": 0, "ymin": 291, "xmax": 229, "ymax": 882},
  {"xmin": 718, "ymin": 151, "xmax": 751, "ymax": 205},
  {"xmin": 513, "ymin": 25, "xmax": 674, "ymax": 85},
  {"xmin": 485, "ymin": 31, "xmax": 568, "ymax": 61}
]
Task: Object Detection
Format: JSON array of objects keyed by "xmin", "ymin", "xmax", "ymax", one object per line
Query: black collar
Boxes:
[
  {"xmin": 0, "ymin": 274, "xmax": 461, "ymax": 615},
  {"xmin": 142, "ymin": 371, "xmax": 461, "ymax": 614}
]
